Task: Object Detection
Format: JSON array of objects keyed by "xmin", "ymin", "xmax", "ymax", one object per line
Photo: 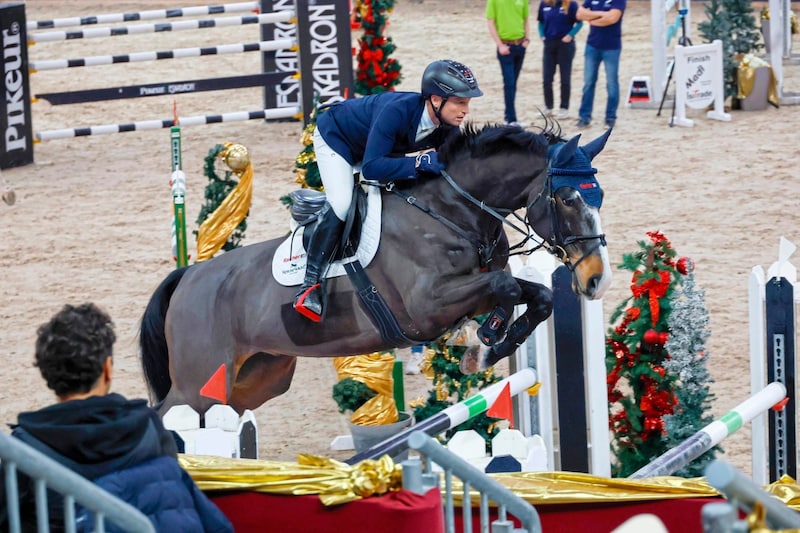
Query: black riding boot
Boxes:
[{"xmin": 293, "ymin": 207, "xmax": 343, "ymax": 322}]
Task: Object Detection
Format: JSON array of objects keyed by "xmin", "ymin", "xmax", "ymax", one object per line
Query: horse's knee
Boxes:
[
  {"xmin": 536, "ymin": 288, "xmax": 553, "ymax": 318},
  {"xmin": 490, "ymin": 273, "xmax": 522, "ymax": 304}
]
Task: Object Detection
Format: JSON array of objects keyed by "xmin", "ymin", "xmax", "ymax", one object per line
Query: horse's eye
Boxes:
[{"xmin": 561, "ymin": 194, "xmax": 576, "ymax": 208}]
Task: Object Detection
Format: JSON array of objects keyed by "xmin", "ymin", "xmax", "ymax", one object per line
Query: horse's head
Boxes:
[{"xmin": 527, "ymin": 129, "xmax": 613, "ymax": 299}]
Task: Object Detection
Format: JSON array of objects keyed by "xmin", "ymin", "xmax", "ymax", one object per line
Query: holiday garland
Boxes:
[
  {"xmin": 410, "ymin": 334, "xmax": 503, "ymax": 450},
  {"xmin": 352, "ymin": 0, "xmax": 403, "ymax": 95}
]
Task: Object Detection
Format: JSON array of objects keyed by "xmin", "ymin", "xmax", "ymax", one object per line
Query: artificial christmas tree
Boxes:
[
  {"xmin": 606, "ymin": 231, "xmax": 681, "ymax": 477},
  {"xmin": 661, "ymin": 257, "xmax": 721, "ymax": 477},
  {"xmin": 352, "ymin": 0, "xmax": 403, "ymax": 95},
  {"xmin": 411, "ymin": 338, "xmax": 502, "ymax": 450},
  {"xmin": 698, "ymin": 0, "xmax": 762, "ymax": 100}
]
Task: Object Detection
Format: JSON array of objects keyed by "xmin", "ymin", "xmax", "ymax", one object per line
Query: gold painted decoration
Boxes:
[{"xmin": 196, "ymin": 143, "xmax": 253, "ymax": 262}]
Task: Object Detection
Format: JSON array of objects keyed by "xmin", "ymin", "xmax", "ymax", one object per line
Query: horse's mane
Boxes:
[{"xmin": 438, "ymin": 118, "xmax": 565, "ymax": 164}]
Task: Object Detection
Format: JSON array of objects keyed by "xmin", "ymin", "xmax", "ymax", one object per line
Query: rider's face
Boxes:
[{"xmin": 431, "ymin": 96, "xmax": 472, "ymax": 127}]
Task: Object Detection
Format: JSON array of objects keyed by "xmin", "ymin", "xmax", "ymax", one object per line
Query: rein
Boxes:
[
  {"xmin": 375, "ymin": 155, "xmax": 607, "ymax": 271},
  {"xmin": 377, "ymin": 178, "xmax": 502, "ymax": 268}
]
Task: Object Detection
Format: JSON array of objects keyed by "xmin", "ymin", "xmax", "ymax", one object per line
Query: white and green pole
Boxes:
[
  {"xmin": 630, "ymin": 381, "xmax": 787, "ymax": 479},
  {"xmin": 345, "ymin": 368, "xmax": 538, "ymax": 465},
  {"xmin": 170, "ymin": 115, "xmax": 188, "ymax": 268}
]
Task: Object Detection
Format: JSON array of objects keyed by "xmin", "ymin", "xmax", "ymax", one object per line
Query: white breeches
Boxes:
[{"xmin": 313, "ymin": 128, "xmax": 354, "ymax": 221}]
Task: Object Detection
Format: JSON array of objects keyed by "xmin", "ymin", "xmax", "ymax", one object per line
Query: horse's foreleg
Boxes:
[
  {"xmin": 483, "ymin": 278, "xmax": 553, "ymax": 368},
  {"xmin": 475, "ymin": 273, "xmax": 522, "ymax": 346}
]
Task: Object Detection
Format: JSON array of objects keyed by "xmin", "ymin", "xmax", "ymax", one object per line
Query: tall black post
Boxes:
[
  {"xmin": 0, "ymin": 3, "xmax": 33, "ymax": 168},
  {"xmin": 552, "ymin": 265, "xmax": 589, "ymax": 472}
]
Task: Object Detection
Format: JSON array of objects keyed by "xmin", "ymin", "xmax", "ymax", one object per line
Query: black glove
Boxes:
[{"xmin": 415, "ymin": 151, "xmax": 445, "ymax": 175}]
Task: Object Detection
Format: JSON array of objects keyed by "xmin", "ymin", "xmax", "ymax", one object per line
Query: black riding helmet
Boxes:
[{"xmin": 421, "ymin": 60, "xmax": 483, "ymax": 122}]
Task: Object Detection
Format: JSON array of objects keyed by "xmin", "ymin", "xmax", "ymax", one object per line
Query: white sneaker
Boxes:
[
  {"xmin": 542, "ymin": 107, "xmax": 553, "ymax": 116},
  {"xmin": 507, "ymin": 121, "xmax": 528, "ymax": 128},
  {"xmin": 556, "ymin": 108, "xmax": 569, "ymax": 119}
]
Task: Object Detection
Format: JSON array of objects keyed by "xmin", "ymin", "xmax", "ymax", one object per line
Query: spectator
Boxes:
[
  {"xmin": 486, "ymin": 0, "xmax": 531, "ymax": 126},
  {"xmin": 576, "ymin": 0, "xmax": 626, "ymax": 129},
  {"xmin": 537, "ymin": 0, "xmax": 583, "ymax": 119},
  {"xmin": 0, "ymin": 303, "xmax": 233, "ymax": 533}
]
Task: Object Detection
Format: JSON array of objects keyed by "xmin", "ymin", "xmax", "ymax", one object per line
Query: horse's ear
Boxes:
[
  {"xmin": 550, "ymin": 134, "xmax": 581, "ymax": 167},
  {"xmin": 582, "ymin": 128, "xmax": 612, "ymax": 161}
]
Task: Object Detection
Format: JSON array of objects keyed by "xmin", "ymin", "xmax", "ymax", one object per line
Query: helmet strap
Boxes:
[{"xmin": 430, "ymin": 96, "xmax": 448, "ymax": 124}]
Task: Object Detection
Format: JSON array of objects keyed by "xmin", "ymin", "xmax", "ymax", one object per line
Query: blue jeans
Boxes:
[
  {"xmin": 578, "ymin": 44, "xmax": 621, "ymax": 124},
  {"xmin": 497, "ymin": 44, "xmax": 526, "ymax": 123}
]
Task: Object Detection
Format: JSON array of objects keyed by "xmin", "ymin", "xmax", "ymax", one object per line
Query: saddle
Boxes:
[
  {"xmin": 279, "ymin": 183, "xmax": 417, "ymax": 347},
  {"xmin": 272, "ymin": 183, "xmax": 382, "ymax": 287},
  {"xmin": 287, "ymin": 185, "xmax": 367, "ymax": 256}
]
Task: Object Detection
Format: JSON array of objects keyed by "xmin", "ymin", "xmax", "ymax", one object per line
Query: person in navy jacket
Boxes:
[
  {"xmin": 293, "ymin": 59, "xmax": 484, "ymax": 322},
  {"xmin": 0, "ymin": 303, "xmax": 233, "ymax": 533},
  {"xmin": 537, "ymin": 0, "xmax": 583, "ymax": 118}
]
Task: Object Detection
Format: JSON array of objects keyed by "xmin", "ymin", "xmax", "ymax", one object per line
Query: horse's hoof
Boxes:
[{"xmin": 459, "ymin": 345, "xmax": 482, "ymax": 374}]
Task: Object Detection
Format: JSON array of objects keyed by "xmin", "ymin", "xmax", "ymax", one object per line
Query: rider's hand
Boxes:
[{"xmin": 415, "ymin": 151, "xmax": 445, "ymax": 175}]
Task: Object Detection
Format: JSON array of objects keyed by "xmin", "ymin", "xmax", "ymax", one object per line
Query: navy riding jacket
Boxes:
[{"xmin": 316, "ymin": 92, "xmax": 454, "ymax": 182}]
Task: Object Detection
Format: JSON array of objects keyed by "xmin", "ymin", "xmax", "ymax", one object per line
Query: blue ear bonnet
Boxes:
[{"xmin": 546, "ymin": 144, "xmax": 602, "ymax": 208}]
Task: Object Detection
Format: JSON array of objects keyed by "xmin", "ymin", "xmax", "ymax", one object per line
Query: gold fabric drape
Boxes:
[
  {"xmin": 196, "ymin": 143, "xmax": 253, "ymax": 262},
  {"xmin": 333, "ymin": 352, "xmax": 399, "ymax": 426},
  {"xmin": 182, "ymin": 453, "xmax": 800, "ymax": 512},
  {"xmin": 737, "ymin": 54, "xmax": 780, "ymax": 107},
  {"xmin": 180, "ymin": 453, "xmax": 402, "ymax": 506}
]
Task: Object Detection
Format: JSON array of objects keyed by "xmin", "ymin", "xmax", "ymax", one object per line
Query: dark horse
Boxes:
[{"xmin": 140, "ymin": 123, "xmax": 613, "ymax": 416}]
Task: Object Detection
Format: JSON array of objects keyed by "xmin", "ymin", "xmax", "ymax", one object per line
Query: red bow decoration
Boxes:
[{"xmin": 631, "ymin": 270, "xmax": 671, "ymax": 326}]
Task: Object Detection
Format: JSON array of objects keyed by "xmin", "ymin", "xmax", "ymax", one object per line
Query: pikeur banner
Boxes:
[{"xmin": 0, "ymin": 3, "xmax": 33, "ymax": 169}]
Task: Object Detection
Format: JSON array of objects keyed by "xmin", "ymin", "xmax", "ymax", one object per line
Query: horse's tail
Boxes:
[{"xmin": 139, "ymin": 266, "xmax": 190, "ymax": 403}]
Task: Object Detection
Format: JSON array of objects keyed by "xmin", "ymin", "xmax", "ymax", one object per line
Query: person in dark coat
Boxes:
[
  {"xmin": 293, "ymin": 59, "xmax": 483, "ymax": 322},
  {"xmin": 0, "ymin": 303, "xmax": 233, "ymax": 533}
]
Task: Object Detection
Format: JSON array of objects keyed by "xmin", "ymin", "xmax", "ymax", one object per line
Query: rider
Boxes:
[{"xmin": 293, "ymin": 59, "xmax": 484, "ymax": 322}]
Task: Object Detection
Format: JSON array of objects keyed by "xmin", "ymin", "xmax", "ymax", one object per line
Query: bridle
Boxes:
[
  {"xmin": 524, "ymin": 164, "xmax": 607, "ymax": 271},
  {"xmin": 380, "ymin": 160, "xmax": 606, "ymax": 271}
]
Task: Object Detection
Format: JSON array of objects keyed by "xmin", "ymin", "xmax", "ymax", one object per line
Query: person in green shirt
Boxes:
[{"xmin": 486, "ymin": 0, "xmax": 531, "ymax": 126}]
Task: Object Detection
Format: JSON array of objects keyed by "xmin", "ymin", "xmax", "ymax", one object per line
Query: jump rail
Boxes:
[
  {"xmin": 35, "ymin": 107, "xmax": 302, "ymax": 141},
  {"xmin": 30, "ymin": 39, "xmax": 295, "ymax": 71},
  {"xmin": 28, "ymin": 12, "xmax": 293, "ymax": 44},
  {"xmin": 26, "ymin": 1, "xmax": 259, "ymax": 30},
  {"xmin": 345, "ymin": 368, "xmax": 538, "ymax": 465},
  {"xmin": 1, "ymin": 0, "xmax": 354, "ymax": 169}
]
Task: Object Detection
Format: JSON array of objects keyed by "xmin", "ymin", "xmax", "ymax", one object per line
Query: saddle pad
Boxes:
[{"xmin": 272, "ymin": 186, "xmax": 382, "ymax": 287}]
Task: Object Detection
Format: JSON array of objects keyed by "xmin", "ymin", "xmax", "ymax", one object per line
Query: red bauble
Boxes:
[
  {"xmin": 643, "ymin": 329, "xmax": 669, "ymax": 345},
  {"xmin": 677, "ymin": 256, "xmax": 694, "ymax": 275},
  {"xmin": 643, "ymin": 329, "xmax": 660, "ymax": 344}
]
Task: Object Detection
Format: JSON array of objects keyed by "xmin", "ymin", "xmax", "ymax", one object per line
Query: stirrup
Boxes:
[{"xmin": 294, "ymin": 284, "xmax": 323, "ymax": 322}]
